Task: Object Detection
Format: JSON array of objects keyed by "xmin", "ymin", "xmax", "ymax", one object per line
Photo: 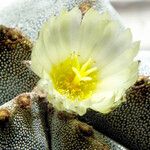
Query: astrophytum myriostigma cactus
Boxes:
[
  {"xmin": 0, "ymin": 0, "xmax": 149, "ymax": 150},
  {"xmin": 0, "ymin": 89, "xmax": 129, "ymax": 150},
  {"xmin": 0, "ymin": 25, "xmax": 39, "ymax": 105},
  {"xmin": 80, "ymin": 76, "xmax": 150, "ymax": 150}
]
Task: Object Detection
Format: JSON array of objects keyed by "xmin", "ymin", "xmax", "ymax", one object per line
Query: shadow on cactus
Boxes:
[{"xmin": 0, "ymin": 1, "xmax": 150, "ymax": 150}]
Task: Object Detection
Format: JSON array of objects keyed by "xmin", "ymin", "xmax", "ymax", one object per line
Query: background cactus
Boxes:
[
  {"xmin": 0, "ymin": 93, "xmax": 49, "ymax": 150},
  {"xmin": 0, "ymin": 0, "xmax": 119, "ymax": 41},
  {"xmin": 0, "ymin": 92, "xmax": 127, "ymax": 150},
  {"xmin": 0, "ymin": 0, "xmax": 149, "ymax": 149},
  {"xmin": 80, "ymin": 77, "xmax": 150, "ymax": 150},
  {"xmin": 0, "ymin": 25, "xmax": 39, "ymax": 105}
]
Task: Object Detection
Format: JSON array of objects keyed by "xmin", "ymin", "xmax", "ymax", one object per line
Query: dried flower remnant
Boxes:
[{"xmin": 79, "ymin": 1, "xmax": 94, "ymax": 15}]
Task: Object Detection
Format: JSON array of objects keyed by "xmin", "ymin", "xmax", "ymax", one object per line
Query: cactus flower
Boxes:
[{"xmin": 31, "ymin": 7, "xmax": 139, "ymax": 115}]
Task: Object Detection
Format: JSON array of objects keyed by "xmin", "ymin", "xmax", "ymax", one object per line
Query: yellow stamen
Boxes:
[
  {"xmin": 81, "ymin": 58, "xmax": 92, "ymax": 72},
  {"xmin": 50, "ymin": 53, "xmax": 99, "ymax": 100},
  {"xmin": 85, "ymin": 67, "xmax": 97, "ymax": 76}
]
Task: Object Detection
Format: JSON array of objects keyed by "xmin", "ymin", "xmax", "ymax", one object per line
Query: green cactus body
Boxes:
[
  {"xmin": 0, "ymin": 26, "xmax": 39, "ymax": 105},
  {"xmin": 80, "ymin": 77, "xmax": 150, "ymax": 150},
  {"xmin": 0, "ymin": 92, "xmax": 127, "ymax": 150}
]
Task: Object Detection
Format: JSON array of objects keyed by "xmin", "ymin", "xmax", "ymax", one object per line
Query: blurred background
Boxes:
[
  {"xmin": 0, "ymin": 0, "xmax": 150, "ymax": 52},
  {"xmin": 111, "ymin": 0, "xmax": 150, "ymax": 51}
]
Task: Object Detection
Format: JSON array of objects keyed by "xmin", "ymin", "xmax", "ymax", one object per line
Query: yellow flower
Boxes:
[{"xmin": 31, "ymin": 7, "xmax": 139, "ymax": 115}]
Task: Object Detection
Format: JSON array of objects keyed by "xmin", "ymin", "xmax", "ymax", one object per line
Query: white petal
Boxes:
[
  {"xmin": 42, "ymin": 7, "xmax": 82, "ymax": 63},
  {"xmin": 31, "ymin": 7, "xmax": 82, "ymax": 78},
  {"xmin": 90, "ymin": 92, "xmax": 115, "ymax": 113},
  {"xmin": 31, "ymin": 38, "xmax": 52, "ymax": 78},
  {"xmin": 90, "ymin": 61, "xmax": 139, "ymax": 113},
  {"xmin": 78, "ymin": 9, "xmax": 112, "ymax": 60},
  {"xmin": 78, "ymin": 8, "xmax": 132, "ymax": 67},
  {"xmin": 93, "ymin": 28, "xmax": 133, "ymax": 68},
  {"xmin": 99, "ymin": 61, "xmax": 139, "ymax": 91},
  {"xmin": 100, "ymin": 41, "xmax": 140, "ymax": 78}
]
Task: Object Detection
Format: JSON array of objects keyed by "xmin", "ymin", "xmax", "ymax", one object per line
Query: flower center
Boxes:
[{"xmin": 50, "ymin": 53, "xmax": 99, "ymax": 101}]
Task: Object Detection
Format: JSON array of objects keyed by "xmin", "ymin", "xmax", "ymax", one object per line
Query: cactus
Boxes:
[
  {"xmin": 0, "ymin": 92, "xmax": 127, "ymax": 150},
  {"xmin": 80, "ymin": 76, "xmax": 150, "ymax": 150},
  {"xmin": 0, "ymin": 93, "xmax": 49, "ymax": 149},
  {"xmin": 0, "ymin": 0, "xmax": 149, "ymax": 150},
  {"xmin": 0, "ymin": 0, "xmax": 118, "ymax": 41},
  {"xmin": 0, "ymin": 25, "xmax": 39, "ymax": 105}
]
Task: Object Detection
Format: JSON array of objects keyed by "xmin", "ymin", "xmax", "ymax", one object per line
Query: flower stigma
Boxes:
[{"xmin": 50, "ymin": 52, "xmax": 99, "ymax": 101}]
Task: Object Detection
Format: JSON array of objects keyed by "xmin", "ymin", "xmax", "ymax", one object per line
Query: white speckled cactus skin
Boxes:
[{"xmin": 0, "ymin": 0, "xmax": 120, "ymax": 40}]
